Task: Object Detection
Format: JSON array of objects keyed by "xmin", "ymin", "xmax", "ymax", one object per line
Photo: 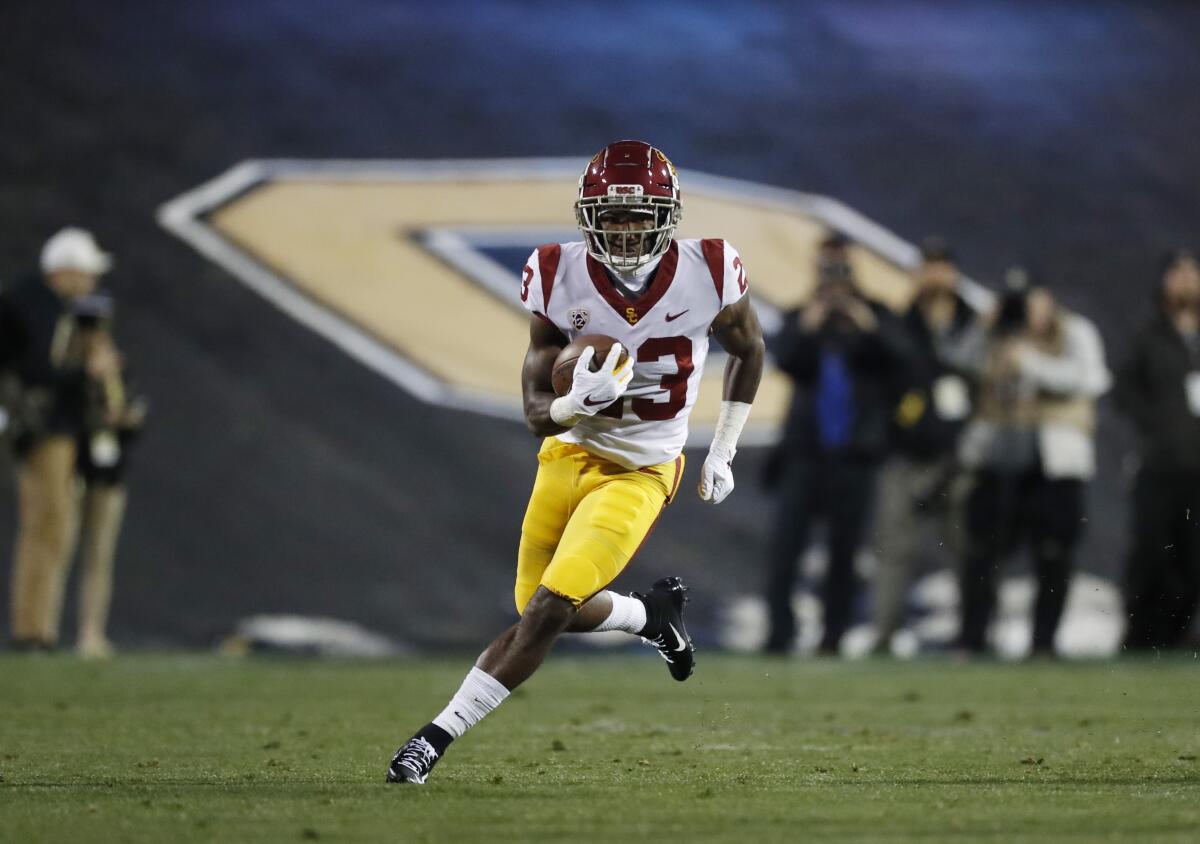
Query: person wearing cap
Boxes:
[
  {"xmin": 1113, "ymin": 251, "xmax": 1200, "ymax": 651},
  {"xmin": 762, "ymin": 232, "xmax": 912, "ymax": 655},
  {"xmin": 0, "ymin": 227, "xmax": 129, "ymax": 653},
  {"xmin": 948, "ymin": 269, "xmax": 1109, "ymax": 657},
  {"xmin": 870, "ymin": 237, "xmax": 977, "ymax": 654}
]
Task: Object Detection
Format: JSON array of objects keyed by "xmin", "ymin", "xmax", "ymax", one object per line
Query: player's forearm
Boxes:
[
  {"xmin": 698, "ymin": 396, "xmax": 753, "ymax": 503},
  {"xmin": 521, "ymin": 334, "xmax": 571, "ymax": 437},
  {"xmin": 523, "ymin": 391, "xmax": 569, "ymax": 437},
  {"xmin": 706, "ymin": 340, "xmax": 761, "ymax": 475},
  {"xmin": 722, "ymin": 338, "xmax": 764, "ymax": 403}
]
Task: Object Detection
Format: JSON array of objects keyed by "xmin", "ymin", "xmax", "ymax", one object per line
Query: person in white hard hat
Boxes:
[
  {"xmin": 40, "ymin": 227, "xmax": 113, "ymax": 286},
  {"xmin": 0, "ymin": 227, "xmax": 127, "ymax": 655}
]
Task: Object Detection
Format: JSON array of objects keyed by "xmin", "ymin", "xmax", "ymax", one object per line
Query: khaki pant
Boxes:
[
  {"xmin": 871, "ymin": 456, "xmax": 969, "ymax": 646},
  {"xmin": 9, "ymin": 435, "xmax": 127, "ymax": 652},
  {"xmin": 10, "ymin": 436, "xmax": 79, "ymax": 644},
  {"xmin": 76, "ymin": 484, "xmax": 127, "ymax": 654}
]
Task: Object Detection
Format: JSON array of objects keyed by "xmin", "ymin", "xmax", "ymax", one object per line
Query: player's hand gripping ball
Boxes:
[
  {"xmin": 551, "ymin": 334, "xmax": 630, "ymax": 397},
  {"xmin": 551, "ymin": 335, "xmax": 632, "ymax": 416}
]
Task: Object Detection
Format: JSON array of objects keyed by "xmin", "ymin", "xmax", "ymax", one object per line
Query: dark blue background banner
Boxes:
[{"xmin": 2, "ymin": 1, "xmax": 1198, "ymax": 647}]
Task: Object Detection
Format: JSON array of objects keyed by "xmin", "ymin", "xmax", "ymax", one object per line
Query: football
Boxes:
[{"xmin": 551, "ymin": 334, "xmax": 629, "ymax": 396}]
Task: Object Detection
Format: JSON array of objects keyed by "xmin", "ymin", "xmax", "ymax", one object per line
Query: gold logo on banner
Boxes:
[{"xmin": 167, "ymin": 158, "xmax": 922, "ymax": 435}]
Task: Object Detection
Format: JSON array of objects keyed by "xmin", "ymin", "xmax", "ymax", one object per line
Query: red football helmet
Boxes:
[{"xmin": 575, "ymin": 139, "xmax": 682, "ymax": 271}]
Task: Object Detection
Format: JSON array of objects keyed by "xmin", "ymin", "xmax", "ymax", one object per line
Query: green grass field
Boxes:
[{"xmin": 1, "ymin": 653, "xmax": 1198, "ymax": 843}]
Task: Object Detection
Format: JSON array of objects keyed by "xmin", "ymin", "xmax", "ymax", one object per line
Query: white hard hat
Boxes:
[{"xmin": 40, "ymin": 227, "xmax": 113, "ymax": 275}]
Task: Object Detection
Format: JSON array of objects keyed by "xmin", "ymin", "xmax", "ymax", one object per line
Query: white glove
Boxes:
[
  {"xmin": 697, "ymin": 401, "xmax": 752, "ymax": 504},
  {"xmin": 550, "ymin": 344, "xmax": 633, "ymax": 426},
  {"xmin": 698, "ymin": 444, "xmax": 736, "ymax": 504}
]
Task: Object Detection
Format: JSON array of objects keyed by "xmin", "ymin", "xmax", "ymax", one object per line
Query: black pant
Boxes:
[
  {"xmin": 764, "ymin": 455, "xmax": 878, "ymax": 652},
  {"xmin": 1124, "ymin": 469, "xmax": 1200, "ymax": 650},
  {"xmin": 958, "ymin": 471, "xmax": 1083, "ymax": 653}
]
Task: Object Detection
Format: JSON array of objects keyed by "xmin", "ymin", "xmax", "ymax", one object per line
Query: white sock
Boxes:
[
  {"xmin": 431, "ymin": 667, "xmax": 510, "ymax": 740},
  {"xmin": 591, "ymin": 591, "xmax": 648, "ymax": 634}
]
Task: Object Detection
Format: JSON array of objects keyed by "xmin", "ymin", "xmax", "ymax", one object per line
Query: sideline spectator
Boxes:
[
  {"xmin": 871, "ymin": 237, "xmax": 975, "ymax": 652},
  {"xmin": 763, "ymin": 234, "xmax": 910, "ymax": 654},
  {"xmin": 1, "ymin": 228, "xmax": 140, "ymax": 654},
  {"xmin": 1113, "ymin": 250, "xmax": 1200, "ymax": 651},
  {"xmin": 951, "ymin": 269, "xmax": 1109, "ymax": 657},
  {"xmin": 72, "ymin": 294, "xmax": 146, "ymax": 658}
]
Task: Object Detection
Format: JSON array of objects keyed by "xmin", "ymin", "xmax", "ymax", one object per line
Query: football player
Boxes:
[{"xmin": 387, "ymin": 140, "xmax": 765, "ymax": 784}]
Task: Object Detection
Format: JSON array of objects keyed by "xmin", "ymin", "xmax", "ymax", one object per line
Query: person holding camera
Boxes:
[
  {"xmin": 763, "ymin": 233, "xmax": 911, "ymax": 654},
  {"xmin": 71, "ymin": 293, "xmax": 146, "ymax": 658},
  {"xmin": 0, "ymin": 228, "xmax": 140, "ymax": 654},
  {"xmin": 950, "ymin": 268, "xmax": 1109, "ymax": 657},
  {"xmin": 1113, "ymin": 250, "xmax": 1200, "ymax": 651},
  {"xmin": 870, "ymin": 237, "xmax": 976, "ymax": 653}
]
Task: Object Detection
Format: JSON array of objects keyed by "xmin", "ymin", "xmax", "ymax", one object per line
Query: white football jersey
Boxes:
[{"xmin": 519, "ymin": 238, "xmax": 748, "ymax": 469}]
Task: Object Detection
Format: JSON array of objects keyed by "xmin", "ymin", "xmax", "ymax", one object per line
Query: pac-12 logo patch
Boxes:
[{"xmin": 568, "ymin": 307, "xmax": 590, "ymax": 330}]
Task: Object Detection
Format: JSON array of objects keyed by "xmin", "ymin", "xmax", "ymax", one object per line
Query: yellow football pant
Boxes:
[{"xmin": 514, "ymin": 438, "xmax": 684, "ymax": 612}]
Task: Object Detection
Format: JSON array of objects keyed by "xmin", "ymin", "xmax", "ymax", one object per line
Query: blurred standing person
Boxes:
[
  {"xmin": 763, "ymin": 234, "xmax": 910, "ymax": 654},
  {"xmin": 953, "ymin": 269, "xmax": 1109, "ymax": 657},
  {"xmin": 0, "ymin": 228, "xmax": 119, "ymax": 651},
  {"xmin": 70, "ymin": 294, "xmax": 146, "ymax": 658},
  {"xmin": 871, "ymin": 238, "xmax": 975, "ymax": 653},
  {"xmin": 1113, "ymin": 251, "xmax": 1200, "ymax": 651}
]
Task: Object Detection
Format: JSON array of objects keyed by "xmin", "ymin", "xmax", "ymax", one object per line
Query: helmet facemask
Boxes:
[{"xmin": 575, "ymin": 191, "xmax": 681, "ymax": 272}]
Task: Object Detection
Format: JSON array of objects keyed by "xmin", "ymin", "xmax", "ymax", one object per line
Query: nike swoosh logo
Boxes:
[
  {"xmin": 582, "ymin": 394, "xmax": 609, "ymax": 407},
  {"xmin": 665, "ymin": 310, "xmax": 689, "ymax": 322},
  {"xmin": 668, "ymin": 622, "xmax": 687, "ymax": 652}
]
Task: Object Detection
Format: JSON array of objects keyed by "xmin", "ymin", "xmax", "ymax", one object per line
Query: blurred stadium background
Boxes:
[{"xmin": 3, "ymin": 0, "xmax": 1200, "ymax": 653}]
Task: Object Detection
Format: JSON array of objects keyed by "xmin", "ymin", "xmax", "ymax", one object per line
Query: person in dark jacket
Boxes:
[
  {"xmin": 870, "ymin": 237, "xmax": 976, "ymax": 652},
  {"xmin": 763, "ymin": 235, "xmax": 910, "ymax": 654},
  {"xmin": 1, "ymin": 227, "xmax": 122, "ymax": 650},
  {"xmin": 1114, "ymin": 250, "xmax": 1200, "ymax": 650}
]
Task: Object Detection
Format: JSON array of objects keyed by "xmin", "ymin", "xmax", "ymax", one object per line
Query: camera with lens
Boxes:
[
  {"xmin": 993, "ymin": 266, "xmax": 1032, "ymax": 335},
  {"xmin": 69, "ymin": 291, "xmax": 115, "ymax": 329}
]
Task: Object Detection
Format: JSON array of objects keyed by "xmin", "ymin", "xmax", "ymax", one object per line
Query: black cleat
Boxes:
[
  {"xmin": 386, "ymin": 735, "xmax": 442, "ymax": 784},
  {"xmin": 635, "ymin": 576, "xmax": 695, "ymax": 682}
]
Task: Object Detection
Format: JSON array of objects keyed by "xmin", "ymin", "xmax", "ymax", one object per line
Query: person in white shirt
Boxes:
[{"xmin": 950, "ymin": 268, "xmax": 1109, "ymax": 656}]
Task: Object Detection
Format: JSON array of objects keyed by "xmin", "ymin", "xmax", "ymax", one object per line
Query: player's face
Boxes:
[{"xmin": 598, "ymin": 211, "xmax": 655, "ymax": 260}]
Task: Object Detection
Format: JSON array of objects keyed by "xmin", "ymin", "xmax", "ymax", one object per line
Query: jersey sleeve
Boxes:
[
  {"xmin": 719, "ymin": 241, "xmax": 750, "ymax": 309},
  {"xmin": 700, "ymin": 238, "xmax": 749, "ymax": 311},
  {"xmin": 518, "ymin": 243, "xmax": 563, "ymax": 322}
]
